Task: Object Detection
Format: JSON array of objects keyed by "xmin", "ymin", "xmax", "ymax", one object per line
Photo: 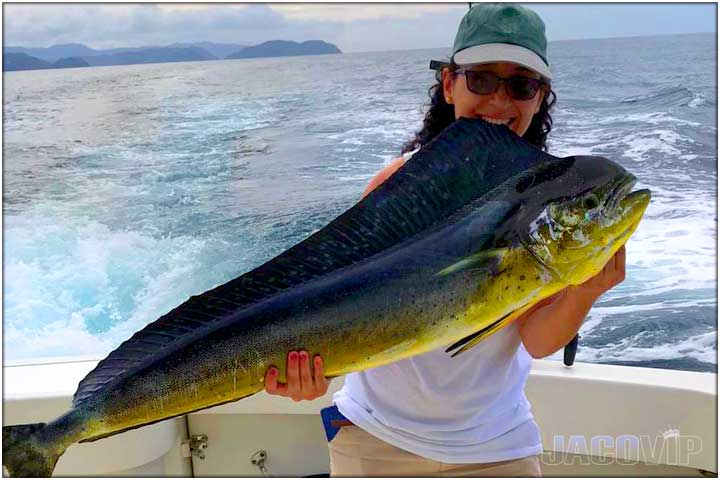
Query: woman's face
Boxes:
[{"xmin": 442, "ymin": 61, "xmax": 547, "ymax": 137}]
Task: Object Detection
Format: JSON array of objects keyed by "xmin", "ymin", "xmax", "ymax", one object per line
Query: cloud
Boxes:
[
  {"xmin": 269, "ymin": 4, "xmax": 459, "ymax": 22},
  {"xmin": 161, "ymin": 4, "xmax": 286, "ymax": 32},
  {"xmin": 3, "ymin": 3, "xmax": 715, "ymax": 52},
  {"xmin": 3, "ymin": 4, "xmax": 288, "ymax": 49},
  {"xmin": 3, "ymin": 3, "xmax": 465, "ymax": 51}
]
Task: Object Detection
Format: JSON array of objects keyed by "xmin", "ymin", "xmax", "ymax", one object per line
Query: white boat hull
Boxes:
[{"xmin": 3, "ymin": 359, "xmax": 716, "ymax": 477}]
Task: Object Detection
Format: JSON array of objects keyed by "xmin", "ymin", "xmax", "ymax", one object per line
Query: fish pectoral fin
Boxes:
[
  {"xmin": 435, "ymin": 248, "xmax": 508, "ymax": 277},
  {"xmin": 445, "ymin": 302, "xmax": 535, "ymax": 357}
]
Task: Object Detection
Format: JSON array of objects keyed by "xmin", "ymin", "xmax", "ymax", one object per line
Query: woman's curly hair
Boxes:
[{"xmin": 402, "ymin": 62, "xmax": 557, "ymax": 154}]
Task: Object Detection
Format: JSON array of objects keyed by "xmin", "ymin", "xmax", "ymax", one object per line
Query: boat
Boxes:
[{"xmin": 3, "ymin": 356, "xmax": 716, "ymax": 477}]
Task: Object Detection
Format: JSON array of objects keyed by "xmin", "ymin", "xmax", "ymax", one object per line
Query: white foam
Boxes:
[
  {"xmin": 4, "ymin": 211, "xmax": 236, "ymax": 362},
  {"xmin": 617, "ymin": 129, "xmax": 688, "ymax": 162},
  {"xmin": 551, "ymin": 107, "xmax": 704, "ymax": 164},
  {"xmin": 338, "ymin": 174, "xmax": 376, "ymax": 182},
  {"xmin": 687, "ymin": 94, "xmax": 708, "ymax": 109},
  {"xmin": 597, "ymin": 112, "xmax": 701, "ymax": 127},
  {"xmin": 575, "ymin": 331, "xmax": 717, "ymax": 365}
]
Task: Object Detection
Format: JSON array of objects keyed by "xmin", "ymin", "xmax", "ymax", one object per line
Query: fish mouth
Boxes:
[{"xmin": 620, "ymin": 188, "xmax": 652, "ymax": 219}]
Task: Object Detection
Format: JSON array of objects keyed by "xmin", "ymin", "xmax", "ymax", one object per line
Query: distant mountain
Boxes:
[
  {"xmin": 3, "ymin": 53, "xmax": 91, "ymax": 71},
  {"xmin": 92, "ymin": 46, "xmax": 154, "ymax": 56},
  {"xmin": 52, "ymin": 57, "xmax": 90, "ymax": 69},
  {"xmin": 3, "ymin": 52, "xmax": 53, "ymax": 71},
  {"xmin": 4, "ymin": 42, "xmax": 248, "ymax": 64},
  {"xmin": 169, "ymin": 42, "xmax": 249, "ymax": 59},
  {"xmin": 226, "ymin": 40, "xmax": 341, "ymax": 59},
  {"xmin": 5, "ymin": 43, "xmax": 99, "ymax": 62},
  {"xmin": 82, "ymin": 47, "xmax": 217, "ymax": 67},
  {"xmin": 4, "ymin": 40, "xmax": 342, "ymax": 71}
]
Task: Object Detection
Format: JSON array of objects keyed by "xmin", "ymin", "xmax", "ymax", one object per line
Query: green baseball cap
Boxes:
[{"xmin": 451, "ymin": 3, "xmax": 552, "ymax": 80}]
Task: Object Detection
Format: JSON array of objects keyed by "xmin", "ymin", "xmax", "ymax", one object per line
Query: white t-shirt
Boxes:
[
  {"xmin": 333, "ymin": 322, "xmax": 543, "ymax": 463},
  {"xmin": 332, "ymin": 150, "xmax": 543, "ymax": 464}
]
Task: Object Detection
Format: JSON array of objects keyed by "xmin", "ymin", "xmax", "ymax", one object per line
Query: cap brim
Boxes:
[{"xmin": 453, "ymin": 43, "xmax": 552, "ymax": 80}]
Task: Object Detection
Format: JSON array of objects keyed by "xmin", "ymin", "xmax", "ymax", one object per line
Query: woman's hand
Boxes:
[
  {"xmin": 518, "ymin": 246, "xmax": 627, "ymax": 358},
  {"xmin": 577, "ymin": 245, "xmax": 626, "ymax": 300},
  {"xmin": 265, "ymin": 350, "xmax": 330, "ymax": 402}
]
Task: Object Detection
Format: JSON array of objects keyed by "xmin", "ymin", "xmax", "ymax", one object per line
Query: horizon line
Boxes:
[
  {"xmin": 347, "ymin": 30, "xmax": 714, "ymax": 54},
  {"xmin": 6, "ymin": 30, "xmax": 714, "ymax": 53}
]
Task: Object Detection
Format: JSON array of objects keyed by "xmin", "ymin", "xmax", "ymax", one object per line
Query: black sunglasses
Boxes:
[{"xmin": 455, "ymin": 69, "xmax": 545, "ymax": 101}]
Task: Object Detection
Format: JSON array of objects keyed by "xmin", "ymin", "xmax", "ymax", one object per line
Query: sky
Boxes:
[{"xmin": 3, "ymin": 3, "xmax": 717, "ymax": 53}]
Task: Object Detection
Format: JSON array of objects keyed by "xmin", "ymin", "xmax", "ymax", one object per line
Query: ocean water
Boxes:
[{"xmin": 3, "ymin": 33, "xmax": 716, "ymax": 372}]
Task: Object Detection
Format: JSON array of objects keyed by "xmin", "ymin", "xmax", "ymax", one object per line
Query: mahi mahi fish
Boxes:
[{"xmin": 3, "ymin": 118, "xmax": 650, "ymax": 477}]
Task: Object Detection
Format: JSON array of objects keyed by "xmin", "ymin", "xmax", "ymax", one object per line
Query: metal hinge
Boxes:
[{"xmin": 181, "ymin": 434, "xmax": 208, "ymax": 459}]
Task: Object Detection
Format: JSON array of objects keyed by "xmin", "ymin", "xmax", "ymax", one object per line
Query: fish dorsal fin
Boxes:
[{"xmin": 72, "ymin": 119, "xmax": 554, "ymax": 408}]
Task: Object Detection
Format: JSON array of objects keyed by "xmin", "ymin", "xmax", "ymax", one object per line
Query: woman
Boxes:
[{"xmin": 265, "ymin": 4, "xmax": 626, "ymax": 477}]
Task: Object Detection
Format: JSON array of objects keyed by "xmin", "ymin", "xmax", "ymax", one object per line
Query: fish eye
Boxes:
[{"xmin": 582, "ymin": 196, "xmax": 599, "ymax": 210}]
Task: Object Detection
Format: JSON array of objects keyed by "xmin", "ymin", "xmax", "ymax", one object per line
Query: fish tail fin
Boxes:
[{"xmin": 3, "ymin": 422, "xmax": 63, "ymax": 477}]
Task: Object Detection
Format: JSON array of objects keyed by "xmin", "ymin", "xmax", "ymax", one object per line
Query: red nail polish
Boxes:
[
  {"xmin": 300, "ymin": 351, "xmax": 308, "ymax": 359},
  {"xmin": 289, "ymin": 351, "xmax": 298, "ymax": 361}
]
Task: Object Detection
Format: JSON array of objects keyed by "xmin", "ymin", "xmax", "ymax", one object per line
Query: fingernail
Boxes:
[
  {"xmin": 289, "ymin": 351, "xmax": 298, "ymax": 361},
  {"xmin": 299, "ymin": 351, "xmax": 308, "ymax": 360},
  {"xmin": 315, "ymin": 356, "xmax": 322, "ymax": 366},
  {"xmin": 269, "ymin": 368, "xmax": 277, "ymax": 376}
]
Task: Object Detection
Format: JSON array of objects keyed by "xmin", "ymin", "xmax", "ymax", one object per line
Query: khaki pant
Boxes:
[{"xmin": 329, "ymin": 425, "xmax": 542, "ymax": 477}]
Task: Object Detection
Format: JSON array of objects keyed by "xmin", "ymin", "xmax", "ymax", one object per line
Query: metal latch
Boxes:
[
  {"xmin": 181, "ymin": 434, "xmax": 209, "ymax": 459},
  {"xmin": 251, "ymin": 450, "xmax": 272, "ymax": 477}
]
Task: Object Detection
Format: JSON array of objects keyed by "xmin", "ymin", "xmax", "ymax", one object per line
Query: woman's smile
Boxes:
[
  {"xmin": 442, "ymin": 61, "xmax": 547, "ymax": 137},
  {"xmin": 478, "ymin": 116, "xmax": 515, "ymax": 126}
]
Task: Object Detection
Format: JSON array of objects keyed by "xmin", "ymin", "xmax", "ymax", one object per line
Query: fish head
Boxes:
[{"xmin": 520, "ymin": 156, "xmax": 651, "ymax": 285}]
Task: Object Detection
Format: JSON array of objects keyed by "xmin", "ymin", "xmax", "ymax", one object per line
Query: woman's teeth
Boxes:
[{"xmin": 480, "ymin": 116, "xmax": 511, "ymax": 125}]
